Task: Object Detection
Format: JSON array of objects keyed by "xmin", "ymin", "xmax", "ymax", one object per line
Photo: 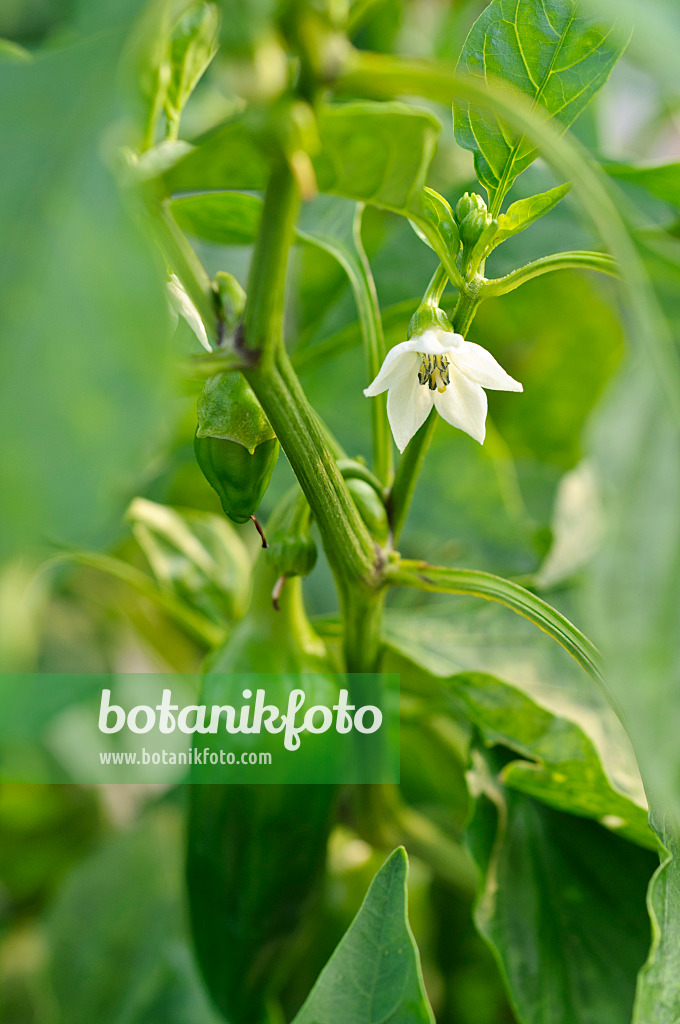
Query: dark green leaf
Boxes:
[
  {"xmin": 454, "ymin": 0, "xmax": 628, "ymax": 209},
  {"xmin": 467, "ymin": 747, "xmax": 656, "ymax": 1024},
  {"xmin": 292, "ymin": 847, "xmax": 435, "ymax": 1024}
]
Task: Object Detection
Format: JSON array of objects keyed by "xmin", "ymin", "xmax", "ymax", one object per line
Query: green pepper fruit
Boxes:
[
  {"xmin": 346, "ymin": 477, "xmax": 389, "ymax": 545},
  {"xmin": 195, "ymin": 372, "xmax": 279, "ymax": 525},
  {"xmin": 266, "ymin": 487, "xmax": 317, "ymax": 580},
  {"xmin": 194, "ymin": 432, "xmax": 279, "ymax": 525},
  {"xmin": 188, "ymin": 556, "xmax": 338, "ymax": 1023}
]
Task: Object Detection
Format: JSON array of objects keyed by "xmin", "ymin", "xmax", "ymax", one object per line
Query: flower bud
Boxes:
[
  {"xmin": 455, "ymin": 191, "xmax": 487, "ymax": 225},
  {"xmin": 459, "ymin": 208, "xmax": 491, "ymax": 248},
  {"xmin": 407, "ymin": 304, "xmax": 451, "ymax": 339}
]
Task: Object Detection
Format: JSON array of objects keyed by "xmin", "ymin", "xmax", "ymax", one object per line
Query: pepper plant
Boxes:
[{"xmin": 3, "ymin": 0, "xmax": 680, "ymax": 1022}]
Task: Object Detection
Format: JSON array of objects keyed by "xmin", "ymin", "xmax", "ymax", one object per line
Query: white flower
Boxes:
[
  {"xmin": 167, "ymin": 274, "xmax": 211, "ymax": 352},
  {"xmin": 364, "ymin": 327, "xmax": 522, "ymax": 451}
]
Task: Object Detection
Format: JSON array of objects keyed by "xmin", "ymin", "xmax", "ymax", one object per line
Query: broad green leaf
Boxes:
[
  {"xmin": 467, "ymin": 747, "xmax": 656, "ymax": 1024},
  {"xmin": 454, "ymin": 0, "xmax": 628, "ymax": 210},
  {"xmin": 164, "ymin": 2, "xmax": 219, "ymax": 127},
  {"xmin": 494, "ymin": 182, "xmax": 572, "ymax": 243},
  {"xmin": 633, "ymin": 812, "xmax": 680, "ymax": 1022},
  {"xmin": 409, "ymin": 186, "xmax": 460, "ymax": 255},
  {"xmin": 386, "ymin": 560, "xmax": 604, "ymax": 684},
  {"xmin": 165, "ymin": 101, "xmax": 440, "ymax": 217},
  {"xmin": 444, "ymin": 671, "xmax": 653, "ymax": 847},
  {"xmin": 0, "ymin": 22, "xmax": 172, "ymax": 565},
  {"xmin": 382, "ymin": 601, "xmax": 647, "ymax": 816},
  {"xmin": 48, "ymin": 807, "xmax": 222, "ymax": 1024},
  {"xmin": 292, "ymin": 847, "xmax": 435, "ymax": 1024},
  {"xmin": 126, "ymin": 497, "xmax": 252, "ymax": 624},
  {"xmin": 605, "ymin": 160, "xmax": 680, "ymax": 208}
]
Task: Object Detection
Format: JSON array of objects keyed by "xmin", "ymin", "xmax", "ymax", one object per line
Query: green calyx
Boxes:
[
  {"xmin": 197, "ymin": 372, "xmax": 275, "ymax": 453},
  {"xmin": 407, "ymin": 304, "xmax": 451, "ymax": 339}
]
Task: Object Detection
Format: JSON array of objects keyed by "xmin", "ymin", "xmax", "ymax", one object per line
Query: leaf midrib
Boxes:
[{"xmin": 488, "ymin": 4, "xmax": 577, "ymax": 214}]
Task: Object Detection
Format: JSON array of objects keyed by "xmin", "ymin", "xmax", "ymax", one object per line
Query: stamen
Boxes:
[{"xmin": 418, "ymin": 353, "xmax": 450, "ymax": 393}]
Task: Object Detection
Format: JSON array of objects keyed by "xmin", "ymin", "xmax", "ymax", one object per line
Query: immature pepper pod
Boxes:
[
  {"xmin": 194, "ymin": 372, "xmax": 280, "ymax": 525},
  {"xmin": 266, "ymin": 487, "xmax": 317, "ymax": 580}
]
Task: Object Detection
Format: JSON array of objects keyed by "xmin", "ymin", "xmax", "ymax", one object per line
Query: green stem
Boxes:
[
  {"xmin": 482, "ymin": 251, "xmax": 619, "ymax": 297},
  {"xmin": 352, "ymin": 205, "xmax": 393, "ymax": 485},
  {"xmin": 423, "ymin": 262, "xmax": 448, "ymax": 306},
  {"xmin": 241, "ymin": 161, "xmax": 301, "ymax": 369},
  {"xmin": 387, "ymin": 409, "xmax": 437, "ymax": 544},
  {"xmin": 415, "ymin": 217, "xmax": 465, "ymax": 291},
  {"xmin": 247, "ymin": 349, "xmax": 378, "ymax": 591}
]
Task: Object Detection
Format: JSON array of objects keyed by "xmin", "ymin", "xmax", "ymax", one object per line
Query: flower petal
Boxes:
[
  {"xmin": 411, "ymin": 328, "xmax": 448, "ymax": 355},
  {"xmin": 387, "ymin": 369, "xmax": 434, "ymax": 452},
  {"xmin": 433, "ymin": 372, "xmax": 488, "ymax": 444},
  {"xmin": 449, "ymin": 340, "xmax": 522, "ymax": 392},
  {"xmin": 167, "ymin": 275, "xmax": 211, "ymax": 352},
  {"xmin": 364, "ymin": 345, "xmax": 420, "ymax": 396}
]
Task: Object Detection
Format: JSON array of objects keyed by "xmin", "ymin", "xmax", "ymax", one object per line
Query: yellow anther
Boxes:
[{"xmin": 417, "ymin": 353, "xmax": 450, "ymax": 392}]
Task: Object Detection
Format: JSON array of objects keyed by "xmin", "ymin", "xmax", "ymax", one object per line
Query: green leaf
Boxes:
[
  {"xmin": 444, "ymin": 671, "xmax": 653, "ymax": 848},
  {"xmin": 48, "ymin": 808, "xmax": 222, "ymax": 1024},
  {"xmin": 454, "ymin": 0, "xmax": 628, "ymax": 211},
  {"xmin": 126, "ymin": 497, "xmax": 252, "ymax": 624},
  {"xmin": 385, "ymin": 560, "xmax": 605, "ymax": 688},
  {"xmin": 164, "ymin": 2, "xmax": 219, "ymax": 127},
  {"xmin": 493, "ymin": 181, "xmax": 572, "ymax": 243},
  {"xmin": 633, "ymin": 813, "xmax": 680, "ymax": 1022},
  {"xmin": 467, "ymin": 747, "xmax": 656, "ymax": 1024},
  {"xmin": 165, "ymin": 101, "xmax": 440, "ymax": 217},
  {"xmin": 605, "ymin": 160, "xmax": 680, "ymax": 208},
  {"xmin": 291, "ymin": 847, "xmax": 435, "ymax": 1024}
]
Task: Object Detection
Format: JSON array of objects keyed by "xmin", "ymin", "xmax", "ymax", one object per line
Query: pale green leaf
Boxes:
[
  {"xmin": 126, "ymin": 497, "xmax": 252, "ymax": 624},
  {"xmin": 454, "ymin": 0, "xmax": 628, "ymax": 210},
  {"xmin": 292, "ymin": 847, "xmax": 435, "ymax": 1024},
  {"xmin": 494, "ymin": 181, "xmax": 572, "ymax": 243},
  {"xmin": 165, "ymin": 2, "xmax": 219, "ymax": 123}
]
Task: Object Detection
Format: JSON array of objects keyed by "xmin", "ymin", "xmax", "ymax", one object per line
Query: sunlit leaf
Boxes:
[{"xmin": 454, "ymin": 0, "xmax": 628, "ymax": 209}]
